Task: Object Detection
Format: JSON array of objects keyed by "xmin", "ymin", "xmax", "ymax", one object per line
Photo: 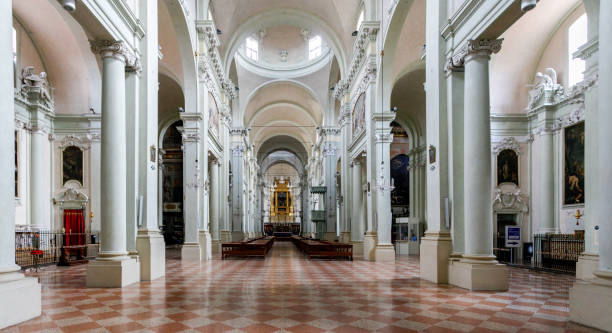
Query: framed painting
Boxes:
[
  {"xmin": 63, "ymin": 146, "xmax": 83, "ymax": 185},
  {"xmin": 564, "ymin": 122, "xmax": 585, "ymax": 205},
  {"xmin": 208, "ymin": 92, "xmax": 220, "ymax": 138},
  {"xmin": 497, "ymin": 149, "xmax": 519, "ymax": 186},
  {"xmin": 352, "ymin": 93, "xmax": 365, "ymax": 136}
]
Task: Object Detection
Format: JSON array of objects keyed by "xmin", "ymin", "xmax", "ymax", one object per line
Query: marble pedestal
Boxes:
[
  {"xmin": 0, "ymin": 269, "xmax": 41, "ymax": 329},
  {"xmin": 570, "ymin": 271, "xmax": 612, "ymax": 331},
  {"xmin": 449, "ymin": 259, "xmax": 509, "ymax": 291},
  {"xmin": 199, "ymin": 231, "xmax": 212, "ymax": 260},
  {"xmin": 181, "ymin": 243, "xmax": 201, "ymax": 261},
  {"xmin": 86, "ymin": 257, "xmax": 140, "ymax": 288},
  {"xmin": 220, "ymin": 230, "xmax": 232, "ymax": 243},
  {"xmin": 363, "ymin": 232, "xmax": 377, "ymax": 261},
  {"xmin": 324, "ymin": 232, "xmax": 337, "ymax": 242},
  {"xmin": 420, "ymin": 232, "xmax": 452, "ymax": 284},
  {"xmin": 340, "ymin": 232, "xmax": 351, "ymax": 243},
  {"xmin": 375, "ymin": 244, "xmax": 396, "ymax": 262},
  {"xmin": 576, "ymin": 253, "xmax": 599, "ymax": 280},
  {"xmin": 136, "ymin": 230, "xmax": 165, "ymax": 281},
  {"xmin": 351, "ymin": 241, "xmax": 364, "ymax": 259},
  {"xmin": 211, "ymin": 240, "xmax": 221, "ymax": 254}
]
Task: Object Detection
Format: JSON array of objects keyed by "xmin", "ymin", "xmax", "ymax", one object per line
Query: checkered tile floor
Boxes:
[{"xmin": 4, "ymin": 242, "xmax": 601, "ymax": 332}]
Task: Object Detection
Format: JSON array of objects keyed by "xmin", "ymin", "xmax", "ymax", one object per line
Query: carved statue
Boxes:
[
  {"xmin": 526, "ymin": 68, "xmax": 564, "ymax": 110},
  {"xmin": 21, "ymin": 66, "xmax": 53, "ymax": 105}
]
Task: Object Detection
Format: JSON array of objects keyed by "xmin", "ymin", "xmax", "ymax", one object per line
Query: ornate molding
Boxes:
[
  {"xmin": 58, "ymin": 135, "xmax": 92, "ymax": 150},
  {"xmin": 181, "ymin": 132, "xmax": 201, "ymax": 143},
  {"xmin": 492, "ymin": 137, "xmax": 522, "ymax": 155},
  {"xmin": 493, "ymin": 185, "xmax": 528, "ymax": 213}
]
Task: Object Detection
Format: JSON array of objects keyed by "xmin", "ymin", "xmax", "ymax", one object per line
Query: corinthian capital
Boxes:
[
  {"xmin": 90, "ymin": 40, "xmax": 138, "ymax": 67},
  {"xmin": 451, "ymin": 39, "xmax": 503, "ymax": 67}
]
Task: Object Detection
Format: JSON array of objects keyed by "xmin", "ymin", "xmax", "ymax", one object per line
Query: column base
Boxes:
[
  {"xmin": 181, "ymin": 243, "xmax": 201, "ymax": 261},
  {"xmin": 211, "ymin": 240, "xmax": 221, "ymax": 254},
  {"xmin": 420, "ymin": 231, "xmax": 452, "ymax": 284},
  {"xmin": 199, "ymin": 231, "xmax": 212, "ymax": 260},
  {"xmin": 351, "ymin": 241, "xmax": 363, "ymax": 259},
  {"xmin": 136, "ymin": 230, "xmax": 165, "ymax": 281},
  {"xmin": 340, "ymin": 231, "xmax": 351, "ymax": 243},
  {"xmin": 86, "ymin": 257, "xmax": 140, "ymax": 288},
  {"xmin": 375, "ymin": 244, "xmax": 396, "ymax": 262},
  {"xmin": 570, "ymin": 271, "xmax": 612, "ymax": 332},
  {"xmin": 0, "ymin": 267, "xmax": 41, "ymax": 329},
  {"xmin": 220, "ymin": 230, "xmax": 232, "ymax": 243},
  {"xmin": 576, "ymin": 253, "xmax": 599, "ymax": 280},
  {"xmin": 363, "ymin": 232, "xmax": 377, "ymax": 261},
  {"xmin": 323, "ymin": 232, "xmax": 337, "ymax": 241},
  {"xmin": 449, "ymin": 258, "xmax": 509, "ymax": 291},
  {"xmin": 231, "ymin": 231, "xmax": 243, "ymax": 241}
]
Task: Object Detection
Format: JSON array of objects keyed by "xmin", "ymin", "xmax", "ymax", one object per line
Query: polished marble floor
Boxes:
[{"xmin": 4, "ymin": 242, "xmax": 601, "ymax": 333}]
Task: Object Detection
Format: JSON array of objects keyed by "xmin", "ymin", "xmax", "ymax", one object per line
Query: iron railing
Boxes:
[
  {"xmin": 15, "ymin": 230, "xmax": 98, "ymax": 269},
  {"xmin": 494, "ymin": 233, "xmax": 584, "ymax": 274}
]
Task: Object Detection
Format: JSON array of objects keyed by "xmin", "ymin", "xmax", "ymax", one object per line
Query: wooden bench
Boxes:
[
  {"xmin": 222, "ymin": 236, "xmax": 275, "ymax": 259},
  {"xmin": 291, "ymin": 236, "xmax": 353, "ymax": 261}
]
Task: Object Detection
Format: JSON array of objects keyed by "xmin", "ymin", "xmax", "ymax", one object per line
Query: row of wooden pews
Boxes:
[
  {"xmin": 221, "ymin": 236, "xmax": 275, "ymax": 259},
  {"xmin": 291, "ymin": 236, "xmax": 353, "ymax": 261}
]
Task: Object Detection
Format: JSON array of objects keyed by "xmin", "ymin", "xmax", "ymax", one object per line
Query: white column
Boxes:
[
  {"xmin": 420, "ymin": 0, "xmax": 452, "ymax": 284},
  {"xmin": 451, "ymin": 39, "xmax": 508, "ymax": 291},
  {"xmin": 539, "ymin": 129, "xmax": 556, "ymax": 232},
  {"xmin": 30, "ymin": 126, "xmax": 49, "ymax": 229},
  {"xmin": 373, "ymin": 121, "xmax": 396, "ymax": 262},
  {"xmin": 210, "ymin": 160, "xmax": 220, "ymax": 253},
  {"xmin": 570, "ymin": 3, "xmax": 612, "ymax": 331},
  {"xmin": 351, "ymin": 161, "xmax": 364, "ymax": 256},
  {"xmin": 125, "ymin": 69, "xmax": 139, "ymax": 255},
  {"xmin": 0, "ymin": 1, "xmax": 41, "ymax": 326},
  {"xmin": 87, "ymin": 40, "xmax": 140, "ymax": 288},
  {"xmin": 180, "ymin": 113, "xmax": 202, "ymax": 260},
  {"xmin": 135, "ymin": 0, "xmax": 165, "ymax": 280}
]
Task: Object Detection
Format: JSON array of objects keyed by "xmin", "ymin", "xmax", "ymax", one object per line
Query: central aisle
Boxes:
[{"xmin": 7, "ymin": 245, "xmax": 596, "ymax": 333}]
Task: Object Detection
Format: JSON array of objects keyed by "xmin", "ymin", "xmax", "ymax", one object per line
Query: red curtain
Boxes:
[{"xmin": 63, "ymin": 209, "xmax": 84, "ymax": 246}]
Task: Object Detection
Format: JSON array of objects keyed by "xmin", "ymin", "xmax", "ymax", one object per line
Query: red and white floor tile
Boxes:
[{"xmin": 3, "ymin": 242, "xmax": 602, "ymax": 333}]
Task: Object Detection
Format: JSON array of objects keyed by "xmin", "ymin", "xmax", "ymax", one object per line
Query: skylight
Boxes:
[
  {"xmin": 309, "ymin": 35, "xmax": 321, "ymax": 60},
  {"xmin": 246, "ymin": 37, "xmax": 258, "ymax": 61}
]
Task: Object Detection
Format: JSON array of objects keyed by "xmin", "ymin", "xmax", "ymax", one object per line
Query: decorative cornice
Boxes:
[
  {"xmin": 574, "ymin": 38, "xmax": 598, "ymax": 61},
  {"xmin": 58, "ymin": 135, "xmax": 93, "ymax": 150},
  {"xmin": 338, "ymin": 21, "xmax": 379, "ymax": 99}
]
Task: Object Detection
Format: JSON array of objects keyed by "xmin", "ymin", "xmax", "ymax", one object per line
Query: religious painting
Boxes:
[
  {"xmin": 564, "ymin": 122, "xmax": 585, "ymax": 205},
  {"xmin": 497, "ymin": 149, "xmax": 519, "ymax": 186},
  {"xmin": 63, "ymin": 146, "xmax": 83, "ymax": 185},
  {"xmin": 208, "ymin": 92, "xmax": 220, "ymax": 138},
  {"xmin": 390, "ymin": 154, "xmax": 410, "ymax": 206},
  {"xmin": 352, "ymin": 93, "xmax": 366, "ymax": 136}
]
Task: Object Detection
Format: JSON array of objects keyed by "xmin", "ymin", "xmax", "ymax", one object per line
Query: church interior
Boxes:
[{"xmin": 2, "ymin": 0, "xmax": 612, "ymax": 332}]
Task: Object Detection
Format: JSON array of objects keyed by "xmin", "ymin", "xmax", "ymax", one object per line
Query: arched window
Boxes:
[
  {"xmin": 308, "ymin": 35, "xmax": 321, "ymax": 60},
  {"xmin": 568, "ymin": 13, "xmax": 587, "ymax": 87},
  {"xmin": 246, "ymin": 37, "xmax": 258, "ymax": 61},
  {"xmin": 356, "ymin": 8, "xmax": 364, "ymax": 31}
]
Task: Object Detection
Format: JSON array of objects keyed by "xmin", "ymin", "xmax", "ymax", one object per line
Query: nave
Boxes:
[{"xmin": 6, "ymin": 244, "xmax": 597, "ymax": 333}]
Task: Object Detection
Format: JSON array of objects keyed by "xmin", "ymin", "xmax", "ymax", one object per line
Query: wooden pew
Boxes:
[
  {"xmin": 291, "ymin": 236, "xmax": 353, "ymax": 261},
  {"xmin": 222, "ymin": 236, "xmax": 275, "ymax": 259}
]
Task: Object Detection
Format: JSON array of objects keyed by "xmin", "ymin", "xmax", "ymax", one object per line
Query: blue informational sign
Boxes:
[{"xmin": 505, "ymin": 226, "xmax": 522, "ymax": 248}]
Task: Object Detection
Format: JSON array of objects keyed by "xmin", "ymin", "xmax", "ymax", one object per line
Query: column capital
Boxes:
[
  {"xmin": 451, "ymin": 39, "xmax": 503, "ymax": 66},
  {"xmin": 90, "ymin": 40, "xmax": 139, "ymax": 68}
]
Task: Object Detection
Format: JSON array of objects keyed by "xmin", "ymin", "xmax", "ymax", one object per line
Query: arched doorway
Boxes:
[{"xmin": 161, "ymin": 120, "xmax": 184, "ymax": 245}]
